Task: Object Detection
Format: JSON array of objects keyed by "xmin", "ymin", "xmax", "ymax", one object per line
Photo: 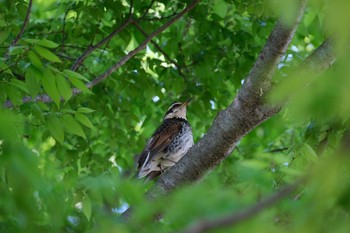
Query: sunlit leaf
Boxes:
[
  {"xmin": 55, "ymin": 73, "xmax": 72, "ymax": 102},
  {"xmin": 34, "ymin": 45, "xmax": 61, "ymax": 63},
  {"xmin": 62, "ymin": 114, "xmax": 86, "ymax": 139},
  {"xmin": 77, "ymin": 107, "xmax": 95, "ymax": 113},
  {"xmin": 75, "ymin": 113, "xmax": 94, "ymax": 129},
  {"xmin": 63, "ymin": 70, "xmax": 90, "ymax": 82},
  {"xmin": 37, "ymin": 39, "xmax": 59, "ymax": 48},
  {"xmin": 68, "ymin": 76, "xmax": 92, "ymax": 94},
  {"xmin": 47, "ymin": 115, "xmax": 64, "ymax": 144},
  {"xmin": 28, "ymin": 51, "xmax": 43, "ymax": 69},
  {"xmin": 41, "ymin": 69, "xmax": 61, "ymax": 107},
  {"xmin": 82, "ymin": 196, "xmax": 92, "ymax": 221}
]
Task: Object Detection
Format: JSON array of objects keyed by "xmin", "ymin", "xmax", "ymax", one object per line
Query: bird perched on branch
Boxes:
[{"xmin": 137, "ymin": 100, "xmax": 194, "ymax": 180}]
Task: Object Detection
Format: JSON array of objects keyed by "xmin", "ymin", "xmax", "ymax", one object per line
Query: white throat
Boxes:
[{"xmin": 164, "ymin": 107, "xmax": 187, "ymax": 120}]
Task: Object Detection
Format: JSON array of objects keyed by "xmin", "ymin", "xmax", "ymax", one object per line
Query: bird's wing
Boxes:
[
  {"xmin": 138, "ymin": 120, "xmax": 182, "ymax": 168},
  {"xmin": 148, "ymin": 121, "xmax": 182, "ymax": 157}
]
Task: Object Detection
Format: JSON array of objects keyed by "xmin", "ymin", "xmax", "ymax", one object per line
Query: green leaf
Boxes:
[
  {"xmin": 0, "ymin": 62, "xmax": 14, "ymax": 76},
  {"xmin": 25, "ymin": 67, "xmax": 41, "ymax": 98},
  {"xmin": 28, "ymin": 51, "xmax": 43, "ymax": 68},
  {"xmin": 0, "ymin": 30, "xmax": 10, "ymax": 44},
  {"xmin": 9, "ymin": 46, "xmax": 27, "ymax": 55},
  {"xmin": 55, "ymin": 73, "xmax": 72, "ymax": 102},
  {"xmin": 41, "ymin": 69, "xmax": 61, "ymax": 107},
  {"xmin": 7, "ymin": 85, "xmax": 22, "ymax": 106},
  {"xmin": 24, "ymin": 38, "xmax": 40, "ymax": 44},
  {"xmin": 82, "ymin": 196, "xmax": 92, "ymax": 221},
  {"xmin": 62, "ymin": 114, "xmax": 86, "ymax": 139},
  {"xmin": 68, "ymin": 76, "xmax": 93, "ymax": 94},
  {"xmin": 212, "ymin": 0, "xmax": 228, "ymax": 18},
  {"xmin": 0, "ymin": 83, "xmax": 7, "ymax": 103},
  {"xmin": 34, "ymin": 45, "xmax": 61, "ymax": 63},
  {"xmin": 10, "ymin": 79, "xmax": 28, "ymax": 93},
  {"xmin": 37, "ymin": 39, "xmax": 59, "ymax": 48},
  {"xmin": 31, "ymin": 104, "xmax": 45, "ymax": 122},
  {"xmin": 75, "ymin": 113, "xmax": 94, "ymax": 129},
  {"xmin": 77, "ymin": 107, "xmax": 95, "ymax": 113},
  {"xmin": 47, "ymin": 115, "xmax": 64, "ymax": 144},
  {"xmin": 302, "ymin": 143, "xmax": 319, "ymax": 163},
  {"xmin": 63, "ymin": 70, "xmax": 90, "ymax": 82}
]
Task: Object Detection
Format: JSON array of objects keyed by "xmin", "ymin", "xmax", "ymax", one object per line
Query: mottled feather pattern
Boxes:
[{"xmin": 137, "ymin": 117, "xmax": 193, "ymax": 179}]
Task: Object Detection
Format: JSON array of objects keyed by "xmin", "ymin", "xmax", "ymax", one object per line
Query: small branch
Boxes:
[
  {"xmin": 61, "ymin": 9, "xmax": 70, "ymax": 54},
  {"xmin": 129, "ymin": 0, "xmax": 134, "ymax": 15},
  {"xmin": 177, "ymin": 180, "xmax": 302, "ymax": 233},
  {"xmin": 145, "ymin": 12, "xmax": 179, "ymax": 21},
  {"xmin": 70, "ymin": 1, "xmax": 135, "ymax": 71},
  {"xmin": 267, "ymin": 147, "xmax": 289, "ymax": 153},
  {"xmin": 0, "ymin": 56, "xmax": 22, "ymax": 75},
  {"xmin": 132, "ymin": 21, "xmax": 185, "ymax": 77},
  {"xmin": 139, "ymin": 0, "xmax": 155, "ymax": 20},
  {"xmin": 5, "ymin": 0, "xmax": 33, "ymax": 58},
  {"xmin": 61, "ymin": 44, "xmax": 88, "ymax": 50}
]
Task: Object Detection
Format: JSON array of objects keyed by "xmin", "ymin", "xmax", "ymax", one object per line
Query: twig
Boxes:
[
  {"xmin": 177, "ymin": 180, "xmax": 303, "ymax": 233},
  {"xmin": 0, "ymin": 56, "xmax": 22, "ymax": 75},
  {"xmin": 61, "ymin": 44, "xmax": 88, "ymax": 50},
  {"xmin": 139, "ymin": 0, "xmax": 155, "ymax": 20},
  {"xmin": 132, "ymin": 21, "xmax": 185, "ymax": 77},
  {"xmin": 267, "ymin": 147, "xmax": 289, "ymax": 153},
  {"xmin": 129, "ymin": 0, "xmax": 134, "ymax": 15},
  {"xmin": 70, "ymin": 0, "xmax": 134, "ymax": 71},
  {"xmin": 145, "ymin": 12, "xmax": 179, "ymax": 21},
  {"xmin": 61, "ymin": 9, "xmax": 70, "ymax": 54},
  {"xmin": 5, "ymin": 0, "xmax": 33, "ymax": 58}
]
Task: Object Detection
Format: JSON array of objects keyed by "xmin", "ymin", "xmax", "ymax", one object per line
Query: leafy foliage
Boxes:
[{"xmin": 0, "ymin": 0, "xmax": 350, "ymax": 232}]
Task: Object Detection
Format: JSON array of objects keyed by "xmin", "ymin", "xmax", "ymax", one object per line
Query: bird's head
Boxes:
[{"xmin": 163, "ymin": 99, "xmax": 190, "ymax": 120}]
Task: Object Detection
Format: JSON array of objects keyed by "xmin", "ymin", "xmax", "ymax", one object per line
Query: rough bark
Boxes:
[{"xmin": 147, "ymin": 0, "xmax": 309, "ymax": 199}]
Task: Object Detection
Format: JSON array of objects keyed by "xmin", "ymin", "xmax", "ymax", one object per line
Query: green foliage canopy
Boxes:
[{"xmin": 0, "ymin": 0, "xmax": 349, "ymax": 232}]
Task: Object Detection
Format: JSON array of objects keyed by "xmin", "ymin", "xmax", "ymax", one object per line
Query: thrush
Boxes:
[{"xmin": 137, "ymin": 100, "xmax": 194, "ymax": 180}]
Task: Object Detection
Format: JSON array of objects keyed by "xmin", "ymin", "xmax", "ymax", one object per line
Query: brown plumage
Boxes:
[{"xmin": 137, "ymin": 101, "xmax": 193, "ymax": 180}]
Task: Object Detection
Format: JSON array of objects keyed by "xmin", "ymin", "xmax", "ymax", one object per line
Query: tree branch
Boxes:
[
  {"xmin": 144, "ymin": 0, "xmax": 309, "ymax": 201},
  {"xmin": 177, "ymin": 180, "xmax": 303, "ymax": 233},
  {"xmin": 70, "ymin": 1, "xmax": 134, "ymax": 71},
  {"xmin": 3, "ymin": 0, "xmax": 201, "ymax": 108},
  {"xmin": 5, "ymin": 0, "xmax": 33, "ymax": 58},
  {"xmin": 120, "ymin": 0, "xmax": 309, "ymax": 220},
  {"xmin": 86, "ymin": 0, "xmax": 200, "ymax": 87}
]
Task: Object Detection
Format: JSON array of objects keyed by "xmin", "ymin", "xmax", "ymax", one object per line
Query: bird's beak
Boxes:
[{"xmin": 183, "ymin": 98, "xmax": 191, "ymax": 106}]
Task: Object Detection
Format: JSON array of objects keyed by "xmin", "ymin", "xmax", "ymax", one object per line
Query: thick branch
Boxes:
[
  {"xmin": 300, "ymin": 38, "xmax": 336, "ymax": 72},
  {"xmin": 147, "ymin": 0, "xmax": 309, "ymax": 199},
  {"xmin": 177, "ymin": 180, "xmax": 302, "ymax": 233},
  {"xmin": 120, "ymin": 0, "xmax": 309, "ymax": 220}
]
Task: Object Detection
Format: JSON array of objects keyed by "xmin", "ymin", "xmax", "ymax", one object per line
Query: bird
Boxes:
[{"xmin": 137, "ymin": 100, "xmax": 194, "ymax": 180}]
